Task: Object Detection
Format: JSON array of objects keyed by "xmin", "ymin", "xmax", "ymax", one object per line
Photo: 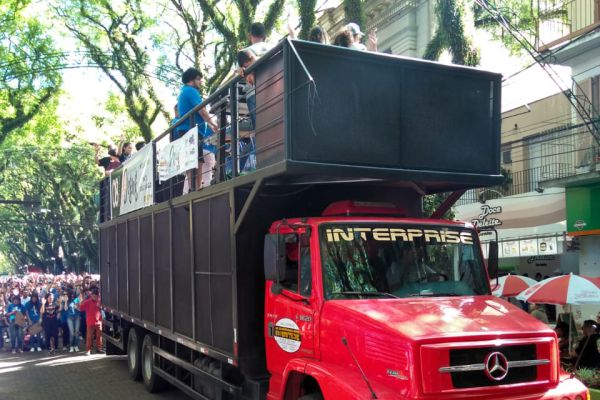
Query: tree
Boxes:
[
  {"xmin": 0, "ymin": 0, "xmax": 62, "ymax": 145},
  {"xmin": 196, "ymin": 0, "xmax": 286, "ymax": 91},
  {"xmin": 55, "ymin": 0, "xmax": 170, "ymax": 142},
  {"xmin": 424, "ymin": 0, "xmax": 480, "ymax": 66},
  {"xmin": 473, "ymin": 0, "xmax": 566, "ymax": 55},
  {"xmin": 0, "ymin": 102, "xmax": 99, "ymax": 274},
  {"xmin": 343, "ymin": 0, "xmax": 365, "ymax": 28},
  {"xmin": 297, "ymin": 0, "xmax": 317, "ymax": 40}
]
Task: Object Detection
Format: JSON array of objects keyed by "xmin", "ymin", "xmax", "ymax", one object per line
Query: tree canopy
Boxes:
[{"xmin": 0, "ymin": 0, "xmax": 62, "ymax": 145}]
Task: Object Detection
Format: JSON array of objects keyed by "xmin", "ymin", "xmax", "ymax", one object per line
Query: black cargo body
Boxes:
[
  {"xmin": 254, "ymin": 40, "xmax": 502, "ymax": 190},
  {"xmin": 100, "ymin": 39, "xmax": 502, "ymax": 380}
]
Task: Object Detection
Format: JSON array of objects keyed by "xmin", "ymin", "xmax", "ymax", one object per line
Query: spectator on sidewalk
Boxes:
[
  {"xmin": 530, "ymin": 303, "xmax": 549, "ymax": 323},
  {"xmin": 41, "ymin": 293, "xmax": 60, "ymax": 354},
  {"xmin": 6, "ymin": 295, "xmax": 26, "ymax": 354},
  {"xmin": 0, "ymin": 301, "xmax": 6, "ymax": 352},
  {"xmin": 59, "ymin": 291, "xmax": 70, "ymax": 352},
  {"xmin": 64, "ymin": 290, "xmax": 81, "ymax": 352},
  {"xmin": 80, "ymin": 288, "xmax": 102, "ymax": 356},
  {"xmin": 24, "ymin": 293, "xmax": 42, "ymax": 352}
]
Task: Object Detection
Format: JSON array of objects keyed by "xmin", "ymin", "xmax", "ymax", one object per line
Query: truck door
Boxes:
[{"xmin": 265, "ymin": 232, "xmax": 316, "ymax": 373}]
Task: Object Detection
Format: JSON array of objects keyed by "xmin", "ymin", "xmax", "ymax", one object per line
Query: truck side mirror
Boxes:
[
  {"xmin": 487, "ymin": 241, "xmax": 499, "ymax": 280},
  {"xmin": 264, "ymin": 234, "xmax": 286, "ymax": 281}
]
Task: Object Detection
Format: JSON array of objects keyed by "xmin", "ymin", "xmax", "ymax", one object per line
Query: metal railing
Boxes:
[
  {"xmin": 537, "ymin": 0, "xmax": 600, "ymax": 49},
  {"xmin": 99, "ymin": 42, "xmax": 287, "ymax": 223},
  {"xmin": 454, "ymin": 144, "xmax": 599, "ymax": 207}
]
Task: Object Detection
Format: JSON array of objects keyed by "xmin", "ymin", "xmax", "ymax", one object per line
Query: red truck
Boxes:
[{"xmin": 99, "ymin": 40, "xmax": 587, "ymax": 399}]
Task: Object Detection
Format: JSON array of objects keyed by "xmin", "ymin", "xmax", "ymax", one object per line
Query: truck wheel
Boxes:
[
  {"xmin": 298, "ymin": 394, "xmax": 324, "ymax": 400},
  {"xmin": 127, "ymin": 328, "xmax": 142, "ymax": 381},
  {"xmin": 141, "ymin": 334, "xmax": 167, "ymax": 393}
]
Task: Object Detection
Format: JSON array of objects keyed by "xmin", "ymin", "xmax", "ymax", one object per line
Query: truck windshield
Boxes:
[{"xmin": 319, "ymin": 224, "xmax": 489, "ymax": 299}]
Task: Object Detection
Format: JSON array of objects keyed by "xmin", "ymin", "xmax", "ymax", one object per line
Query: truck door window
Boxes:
[
  {"xmin": 281, "ymin": 234, "xmax": 299, "ymax": 292},
  {"xmin": 299, "ymin": 245, "xmax": 311, "ymax": 297},
  {"xmin": 280, "ymin": 233, "xmax": 311, "ymax": 297}
]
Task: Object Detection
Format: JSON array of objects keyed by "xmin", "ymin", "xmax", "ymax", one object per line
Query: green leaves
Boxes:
[
  {"xmin": 0, "ymin": 0, "xmax": 62, "ymax": 145},
  {"xmin": 424, "ymin": 0, "xmax": 481, "ymax": 66}
]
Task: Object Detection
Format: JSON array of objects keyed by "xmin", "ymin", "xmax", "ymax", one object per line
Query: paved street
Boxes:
[{"xmin": 0, "ymin": 349, "xmax": 190, "ymax": 400}]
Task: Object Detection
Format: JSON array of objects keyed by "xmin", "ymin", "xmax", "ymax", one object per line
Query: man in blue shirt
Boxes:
[
  {"xmin": 24, "ymin": 293, "xmax": 42, "ymax": 351},
  {"xmin": 175, "ymin": 68, "xmax": 219, "ymax": 191},
  {"xmin": 6, "ymin": 296, "xmax": 26, "ymax": 353}
]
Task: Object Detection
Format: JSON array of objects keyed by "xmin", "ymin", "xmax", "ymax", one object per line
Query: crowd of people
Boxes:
[
  {"xmin": 95, "ymin": 20, "xmax": 378, "ymax": 189},
  {"xmin": 0, "ymin": 274, "xmax": 103, "ymax": 356}
]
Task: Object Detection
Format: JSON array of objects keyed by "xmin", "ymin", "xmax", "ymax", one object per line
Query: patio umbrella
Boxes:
[
  {"xmin": 516, "ymin": 274, "xmax": 600, "ymax": 305},
  {"xmin": 491, "ymin": 274, "xmax": 538, "ymax": 297}
]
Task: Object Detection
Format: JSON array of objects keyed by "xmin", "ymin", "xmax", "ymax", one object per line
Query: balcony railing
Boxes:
[
  {"xmin": 454, "ymin": 145, "xmax": 599, "ymax": 206},
  {"xmin": 537, "ymin": 0, "xmax": 600, "ymax": 51}
]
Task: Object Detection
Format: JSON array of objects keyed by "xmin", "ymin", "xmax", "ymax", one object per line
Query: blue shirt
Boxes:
[
  {"xmin": 25, "ymin": 301, "xmax": 41, "ymax": 323},
  {"xmin": 66, "ymin": 298, "xmax": 80, "ymax": 318},
  {"xmin": 7, "ymin": 303, "xmax": 25, "ymax": 323},
  {"xmin": 175, "ymin": 85, "xmax": 215, "ymax": 152}
]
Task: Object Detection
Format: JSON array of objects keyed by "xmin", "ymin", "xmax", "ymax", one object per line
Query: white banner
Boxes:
[
  {"xmin": 110, "ymin": 143, "xmax": 154, "ymax": 217},
  {"xmin": 157, "ymin": 126, "xmax": 198, "ymax": 182}
]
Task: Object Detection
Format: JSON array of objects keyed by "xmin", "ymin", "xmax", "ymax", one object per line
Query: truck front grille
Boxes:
[{"xmin": 448, "ymin": 344, "xmax": 537, "ymax": 388}]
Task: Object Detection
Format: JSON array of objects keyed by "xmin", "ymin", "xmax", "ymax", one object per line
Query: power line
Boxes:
[{"xmin": 475, "ymin": 0, "xmax": 600, "ymax": 146}]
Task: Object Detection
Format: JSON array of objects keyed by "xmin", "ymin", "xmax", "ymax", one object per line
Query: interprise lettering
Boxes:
[{"xmin": 325, "ymin": 227, "xmax": 474, "ymax": 244}]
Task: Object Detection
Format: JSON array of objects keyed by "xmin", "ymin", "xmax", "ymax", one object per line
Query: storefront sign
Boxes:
[
  {"xmin": 519, "ymin": 238, "xmax": 538, "ymax": 256},
  {"xmin": 537, "ymin": 237, "xmax": 558, "ymax": 255},
  {"xmin": 472, "ymin": 205, "xmax": 503, "ymax": 228},
  {"xmin": 566, "ymin": 184, "xmax": 600, "ymax": 235},
  {"xmin": 110, "ymin": 144, "xmax": 154, "ymax": 218},
  {"xmin": 157, "ymin": 126, "xmax": 199, "ymax": 182},
  {"xmin": 501, "ymin": 241, "xmax": 519, "ymax": 258},
  {"xmin": 573, "ymin": 220, "xmax": 587, "ymax": 230},
  {"xmin": 526, "ymin": 255, "xmax": 556, "ymax": 264}
]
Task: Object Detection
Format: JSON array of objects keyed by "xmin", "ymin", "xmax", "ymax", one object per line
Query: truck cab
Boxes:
[{"xmin": 263, "ymin": 202, "xmax": 587, "ymax": 399}]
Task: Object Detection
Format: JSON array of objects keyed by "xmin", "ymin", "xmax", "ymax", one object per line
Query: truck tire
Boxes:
[
  {"xmin": 127, "ymin": 328, "xmax": 142, "ymax": 381},
  {"xmin": 141, "ymin": 334, "xmax": 167, "ymax": 393}
]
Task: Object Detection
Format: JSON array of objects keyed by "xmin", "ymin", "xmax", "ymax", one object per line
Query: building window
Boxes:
[{"xmin": 502, "ymin": 149, "xmax": 512, "ymax": 164}]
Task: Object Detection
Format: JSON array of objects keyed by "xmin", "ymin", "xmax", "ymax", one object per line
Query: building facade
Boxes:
[{"xmin": 318, "ymin": 0, "xmax": 435, "ymax": 57}]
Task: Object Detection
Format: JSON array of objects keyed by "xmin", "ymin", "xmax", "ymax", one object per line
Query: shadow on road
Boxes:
[{"xmin": 0, "ymin": 350, "xmax": 189, "ymax": 400}]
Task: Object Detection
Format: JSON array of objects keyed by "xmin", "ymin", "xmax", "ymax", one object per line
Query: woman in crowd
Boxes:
[
  {"xmin": 59, "ymin": 290, "xmax": 70, "ymax": 351},
  {"xmin": 41, "ymin": 293, "xmax": 60, "ymax": 354},
  {"xmin": 25, "ymin": 293, "xmax": 42, "ymax": 351},
  {"xmin": 64, "ymin": 289, "xmax": 81, "ymax": 352}
]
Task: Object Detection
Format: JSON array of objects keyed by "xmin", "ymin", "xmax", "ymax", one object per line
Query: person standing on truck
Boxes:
[
  {"xmin": 175, "ymin": 68, "xmax": 219, "ymax": 190},
  {"xmin": 345, "ymin": 22, "xmax": 378, "ymax": 52},
  {"xmin": 235, "ymin": 23, "xmax": 275, "ymax": 173},
  {"xmin": 79, "ymin": 288, "xmax": 102, "ymax": 356}
]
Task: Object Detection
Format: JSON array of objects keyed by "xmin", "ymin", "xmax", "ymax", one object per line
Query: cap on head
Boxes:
[{"xmin": 346, "ymin": 22, "xmax": 364, "ymax": 37}]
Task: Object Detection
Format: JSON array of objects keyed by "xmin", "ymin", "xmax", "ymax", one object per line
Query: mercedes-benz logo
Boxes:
[{"xmin": 484, "ymin": 352, "xmax": 509, "ymax": 381}]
